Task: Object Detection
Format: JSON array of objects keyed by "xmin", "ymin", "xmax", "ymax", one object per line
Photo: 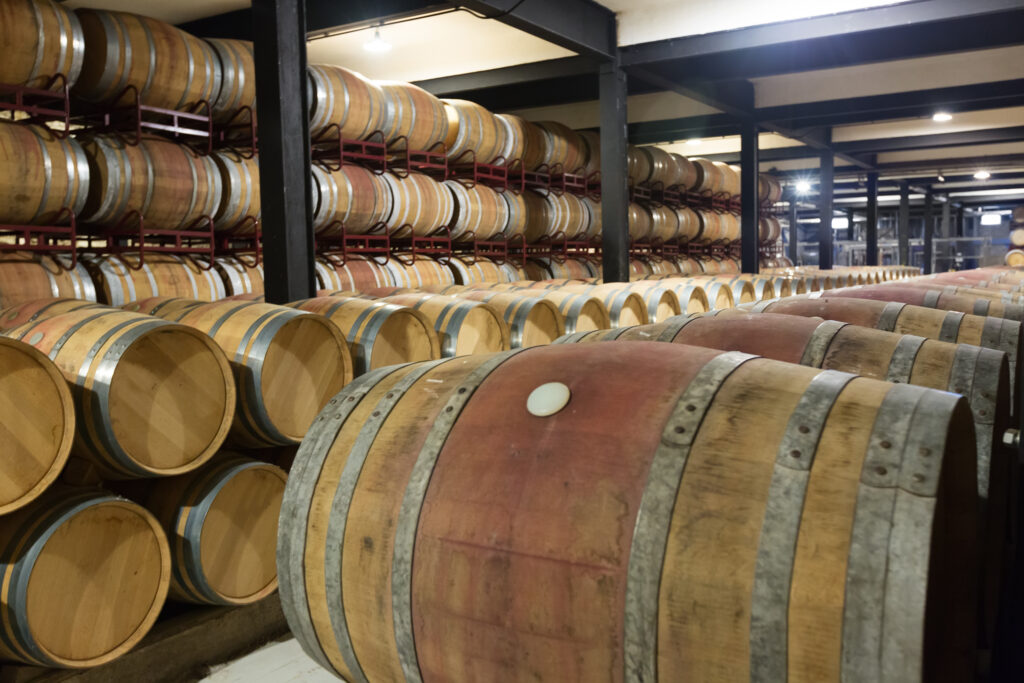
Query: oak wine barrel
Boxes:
[
  {"xmin": 79, "ymin": 135, "xmax": 221, "ymax": 230},
  {"xmin": 446, "ymin": 256, "xmax": 506, "ymax": 285},
  {"xmin": 0, "ymin": 121, "xmax": 88, "ymax": 226},
  {"xmin": 578, "ymin": 130, "xmax": 600, "ymax": 175},
  {"xmin": 140, "ymin": 456, "xmax": 286, "ymax": 606},
  {"xmin": 294, "ymin": 295, "xmax": 440, "ymax": 375},
  {"xmin": 207, "ymin": 38, "xmax": 255, "ymax": 123},
  {"xmin": 127, "ymin": 298, "xmax": 352, "ymax": 447},
  {"xmin": 0, "ymin": 253, "xmax": 95, "ymax": 308},
  {"xmin": 454, "ymin": 290, "xmax": 565, "ymax": 348},
  {"xmin": 378, "ymin": 81, "xmax": 448, "ymax": 152},
  {"xmin": 315, "ymin": 255, "xmax": 395, "ymax": 292},
  {"xmin": 691, "ymin": 157, "xmax": 723, "ymax": 193},
  {"xmin": 445, "ymin": 180, "xmax": 509, "ymax": 242},
  {"xmin": 74, "ymin": 8, "xmax": 219, "ymax": 110},
  {"xmin": 307, "ymin": 64, "xmax": 388, "ymax": 140},
  {"xmin": 442, "ymin": 99, "xmax": 506, "ymax": 164},
  {"xmin": 311, "ymin": 164, "xmax": 392, "ymax": 235},
  {"xmin": 495, "ymin": 114, "xmax": 545, "ymax": 170},
  {"xmin": 641, "ymin": 146, "xmax": 682, "ymax": 188},
  {"xmin": 535, "ymin": 121, "xmax": 586, "ymax": 173},
  {"xmin": 279, "ymin": 341, "xmax": 978, "ymax": 683},
  {"xmin": 0, "ymin": 487, "xmax": 170, "ymax": 668},
  {"xmin": 83, "ymin": 253, "xmax": 225, "ymax": 306},
  {"xmin": 215, "ymin": 255, "xmax": 264, "ymax": 297},
  {"xmin": 826, "ymin": 285, "xmax": 1024, "ymax": 322},
  {"xmin": 211, "ymin": 150, "xmax": 260, "ymax": 232},
  {"xmin": 383, "ymin": 255, "xmax": 455, "ymax": 289},
  {"xmin": 0, "ymin": 336, "xmax": 74, "ymax": 514},
  {"xmin": 380, "ymin": 293, "xmax": 510, "ymax": 357},
  {"xmin": 0, "ymin": 0, "xmax": 84, "ymax": 90},
  {"xmin": 5, "ymin": 301, "xmax": 235, "ymax": 477},
  {"xmin": 380, "ymin": 171, "xmax": 454, "ymax": 238}
]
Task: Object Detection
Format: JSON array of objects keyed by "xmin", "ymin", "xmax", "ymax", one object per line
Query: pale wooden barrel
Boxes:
[
  {"xmin": 207, "ymin": 38, "xmax": 255, "ymax": 123},
  {"xmin": 535, "ymin": 121, "xmax": 586, "ymax": 173},
  {"xmin": 293, "ymin": 295, "xmax": 440, "ymax": 375},
  {"xmin": 759, "ymin": 215, "xmax": 782, "ymax": 243},
  {"xmin": 715, "ymin": 162, "xmax": 741, "ymax": 197},
  {"xmin": 524, "ymin": 290, "xmax": 610, "ymax": 333},
  {"xmin": 0, "ymin": 0, "xmax": 84, "ymax": 90},
  {"xmin": 628, "ymin": 145, "xmax": 653, "ymax": 185},
  {"xmin": 80, "ymin": 135, "xmax": 221, "ymax": 230},
  {"xmin": 501, "ymin": 190, "xmax": 528, "ymax": 239},
  {"xmin": 214, "ymin": 255, "xmax": 264, "ymax": 297},
  {"xmin": 691, "ymin": 157, "xmax": 723, "ymax": 193},
  {"xmin": 674, "ymin": 206, "xmax": 701, "ymax": 242},
  {"xmin": 378, "ymin": 81, "xmax": 448, "ymax": 152},
  {"xmin": 83, "ymin": 253, "xmax": 225, "ymax": 306},
  {"xmin": 279, "ymin": 341, "xmax": 978, "ymax": 683},
  {"xmin": 455, "ymin": 290, "xmax": 565, "ymax": 348},
  {"xmin": 312, "ymin": 164, "xmax": 392, "ymax": 235},
  {"xmin": 0, "ymin": 254, "xmax": 95, "ymax": 308},
  {"xmin": 139, "ymin": 456, "xmax": 286, "ymax": 606},
  {"xmin": 0, "ymin": 336, "xmax": 74, "ymax": 514},
  {"xmin": 307, "ymin": 64, "xmax": 388, "ymax": 139},
  {"xmin": 380, "ymin": 293, "xmax": 510, "ymax": 357},
  {"xmin": 608, "ymin": 282, "xmax": 684, "ymax": 322},
  {"xmin": 719, "ymin": 212, "xmax": 741, "ymax": 242},
  {"xmin": 672, "ymin": 153, "xmax": 699, "ymax": 190},
  {"xmin": 523, "ymin": 191, "xmax": 589, "ymax": 242},
  {"xmin": 7, "ymin": 303, "xmax": 234, "ymax": 477},
  {"xmin": 0, "ymin": 487, "xmax": 170, "ymax": 667},
  {"xmin": 442, "ymin": 99, "xmax": 506, "ymax": 164},
  {"xmin": 73, "ymin": 8, "xmax": 219, "ymax": 110},
  {"xmin": 1007, "ymin": 249, "xmax": 1024, "ymax": 267},
  {"xmin": 642, "ymin": 146, "xmax": 682, "ymax": 187},
  {"xmin": 128, "ymin": 298, "xmax": 352, "ymax": 447},
  {"xmin": 211, "ymin": 150, "xmax": 260, "ymax": 232},
  {"xmin": 828, "ymin": 285, "xmax": 1024, "ymax": 322},
  {"xmin": 382, "ymin": 255, "xmax": 455, "ymax": 290},
  {"xmin": 628, "ymin": 202, "xmax": 654, "ymax": 241},
  {"xmin": 582, "ymin": 195, "xmax": 602, "ymax": 239},
  {"xmin": 446, "ymin": 256, "xmax": 506, "ymax": 285},
  {"xmin": 648, "ymin": 204, "xmax": 680, "ymax": 241},
  {"xmin": 444, "ymin": 180, "xmax": 509, "ymax": 241},
  {"xmin": 315, "ymin": 256, "xmax": 395, "ymax": 292},
  {"xmin": 495, "ymin": 114, "xmax": 546, "ymax": 169},
  {"xmin": 578, "ymin": 130, "xmax": 600, "ymax": 175},
  {"xmin": 697, "ymin": 210, "xmax": 726, "ymax": 242},
  {"xmin": 758, "ymin": 174, "xmax": 783, "ymax": 204},
  {"xmin": 380, "ymin": 171, "xmax": 454, "ymax": 238},
  {"xmin": 560, "ymin": 283, "xmax": 649, "ymax": 328},
  {"xmin": 0, "ymin": 122, "xmax": 89, "ymax": 225}
]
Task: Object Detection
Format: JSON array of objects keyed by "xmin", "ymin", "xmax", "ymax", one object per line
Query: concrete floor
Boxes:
[{"xmin": 202, "ymin": 637, "xmax": 337, "ymax": 682}]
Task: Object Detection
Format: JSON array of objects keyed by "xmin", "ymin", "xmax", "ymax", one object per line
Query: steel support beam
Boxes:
[
  {"xmin": 619, "ymin": 0, "xmax": 1024, "ymax": 80},
  {"xmin": 254, "ymin": 0, "xmax": 315, "ymax": 304},
  {"xmin": 923, "ymin": 188, "xmax": 935, "ymax": 274},
  {"xmin": 456, "ymin": 0, "xmax": 615, "ymax": 59},
  {"xmin": 956, "ymin": 207, "xmax": 965, "ymax": 237},
  {"xmin": 898, "ymin": 181, "xmax": 911, "ymax": 265},
  {"xmin": 818, "ymin": 150, "xmax": 834, "ymax": 270},
  {"xmin": 787, "ymin": 197, "xmax": 799, "ymax": 265},
  {"xmin": 940, "ymin": 195, "xmax": 952, "ymax": 238},
  {"xmin": 740, "ymin": 120, "xmax": 759, "ymax": 274},
  {"xmin": 865, "ymin": 172, "xmax": 879, "ymax": 266},
  {"xmin": 600, "ymin": 58, "xmax": 629, "ymax": 283}
]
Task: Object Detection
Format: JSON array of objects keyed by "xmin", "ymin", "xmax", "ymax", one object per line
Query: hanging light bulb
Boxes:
[{"xmin": 363, "ymin": 27, "xmax": 392, "ymax": 53}]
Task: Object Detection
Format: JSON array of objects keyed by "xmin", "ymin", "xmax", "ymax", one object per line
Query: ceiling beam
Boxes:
[
  {"xmin": 627, "ymin": 114, "xmax": 740, "ymax": 144},
  {"xmin": 453, "ymin": 1, "xmax": 616, "ymax": 60},
  {"xmin": 180, "ymin": 0, "xmax": 448, "ymax": 39},
  {"xmin": 619, "ymin": 0, "xmax": 1024, "ymax": 80},
  {"xmin": 415, "ymin": 56, "xmax": 597, "ymax": 96}
]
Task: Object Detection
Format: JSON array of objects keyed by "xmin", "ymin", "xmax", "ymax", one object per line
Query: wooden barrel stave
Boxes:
[
  {"xmin": 380, "ymin": 293, "xmax": 510, "ymax": 357},
  {"xmin": 378, "ymin": 81, "xmax": 449, "ymax": 152},
  {"xmin": 0, "ymin": 121, "xmax": 89, "ymax": 226},
  {"xmin": 454, "ymin": 290, "xmax": 565, "ymax": 347},
  {"xmin": 0, "ymin": 0, "xmax": 84, "ymax": 90},
  {"xmin": 307, "ymin": 64, "xmax": 388, "ymax": 140},
  {"xmin": 312, "ymin": 164, "xmax": 392, "ymax": 235}
]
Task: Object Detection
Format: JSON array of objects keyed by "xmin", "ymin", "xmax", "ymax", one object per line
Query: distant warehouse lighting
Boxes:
[
  {"xmin": 981, "ymin": 213, "xmax": 1004, "ymax": 226},
  {"xmin": 974, "ymin": 170, "xmax": 992, "ymax": 180},
  {"xmin": 685, "ymin": 138, "xmax": 702, "ymax": 146},
  {"xmin": 794, "ymin": 180, "xmax": 812, "ymax": 194},
  {"xmin": 832, "ymin": 217, "xmax": 849, "ymax": 230},
  {"xmin": 932, "ymin": 111, "xmax": 953, "ymax": 122}
]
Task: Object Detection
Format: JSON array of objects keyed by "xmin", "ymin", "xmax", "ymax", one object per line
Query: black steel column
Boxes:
[
  {"xmin": 956, "ymin": 206, "xmax": 965, "ymax": 237},
  {"xmin": 818, "ymin": 150, "xmax": 834, "ymax": 269},
  {"xmin": 845, "ymin": 209, "xmax": 855, "ymax": 242},
  {"xmin": 599, "ymin": 57, "xmax": 629, "ymax": 283},
  {"xmin": 898, "ymin": 180, "xmax": 910, "ymax": 265},
  {"xmin": 940, "ymin": 194, "xmax": 951, "ymax": 238},
  {"xmin": 787, "ymin": 194, "xmax": 798, "ymax": 265},
  {"xmin": 740, "ymin": 119, "xmax": 759, "ymax": 274},
  {"xmin": 923, "ymin": 187, "xmax": 934, "ymax": 274},
  {"xmin": 865, "ymin": 172, "xmax": 878, "ymax": 265},
  {"xmin": 253, "ymin": 0, "xmax": 315, "ymax": 304}
]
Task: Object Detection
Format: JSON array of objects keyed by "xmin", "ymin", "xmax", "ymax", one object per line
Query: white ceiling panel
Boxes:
[
  {"xmin": 832, "ymin": 107, "xmax": 1024, "ymax": 142},
  {"xmin": 507, "ymin": 91, "xmax": 719, "ymax": 129},
  {"xmin": 65, "ymin": 0, "xmax": 248, "ymax": 25},
  {"xmin": 599, "ymin": 0, "xmax": 914, "ymax": 46},
  {"xmin": 657, "ymin": 133, "xmax": 801, "ymax": 156},
  {"xmin": 306, "ymin": 12, "xmax": 574, "ymax": 82},
  {"xmin": 754, "ymin": 46, "xmax": 1024, "ymax": 108},
  {"xmin": 878, "ymin": 142, "xmax": 1024, "ymax": 164}
]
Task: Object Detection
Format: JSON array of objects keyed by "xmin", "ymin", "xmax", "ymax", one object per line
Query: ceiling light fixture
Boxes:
[
  {"xmin": 795, "ymin": 180, "xmax": 812, "ymax": 194},
  {"xmin": 974, "ymin": 170, "xmax": 992, "ymax": 180},
  {"xmin": 937, "ymin": 172, "xmax": 945, "ymax": 183},
  {"xmin": 363, "ymin": 27, "xmax": 392, "ymax": 53},
  {"xmin": 932, "ymin": 111, "xmax": 953, "ymax": 122},
  {"xmin": 685, "ymin": 138, "xmax": 702, "ymax": 146}
]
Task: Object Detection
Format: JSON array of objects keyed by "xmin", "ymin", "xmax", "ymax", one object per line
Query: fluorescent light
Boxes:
[
  {"xmin": 974, "ymin": 170, "xmax": 992, "ymax": 180},
  {"xmin": 932, "ymin": 112, "xmax": 953, "ymax": 122},
  {"xmin": 795, "ymin": 180, "xmax": 812, "ymax": 194},
  {"xmin": 981, "ymin": 213, "xmax": 1003, "ymax": 226},
  {"xmin": 832, "ymin": 217, "xmax": 849, "ymax": 230},
  {"xmin": 685, "ymin": 138, "xmax": 702, "ymax": 146},
  {"xmin": 937, "ymin": 172, "xmax": 945, "ymax": 183},
  {"xmin": 363, "ymin": 28, "xmax": 392, "ymax": 53}
]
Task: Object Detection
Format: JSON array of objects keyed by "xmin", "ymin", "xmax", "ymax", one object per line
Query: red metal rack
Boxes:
[
  {"xmin": 0, "ymin": 75, "xmax": 71, "ymax": 134},
  {"xmin": 507, "ymin": 160, "xmax": 552, "ymax": 194},
  {"xmin": 549, "ymin": 172, "xmax": 588, "ymax": 197},
  {"xmin": 315, "ymin": 223, "xmax": 392, "ymax": 263},
  {"xmin": 311, "ymin": 127, "xmax": 388, "ymax": 174},
  {"xmin": 448, "ymin": 150, "xmax": 509, "ymax": 191},
  {"xmin": 216, "ymin": 219, "xmax": 262, "ymax": 265},
  {"xmin": 0, "ymin": 208, "xmax": 78, "ymax": 266},
  {"xmin": 82, "ymin": 212, "xmax": 216, "ymax": 270},
  {"xmin": 73, "ymin": 86, "xmax": 214, "ymax": 154},
  {"xmin": 389, "ymin": 139, "xmax": 448, "ymax": 179},
  {"xmin": 214, "ymin": 106, "xmax": 258, "ymax": 158}
]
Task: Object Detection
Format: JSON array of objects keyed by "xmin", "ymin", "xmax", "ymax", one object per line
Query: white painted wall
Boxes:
[{"xmin": 601, "ymin": 0, "xmax": 916, "ymax": 45}]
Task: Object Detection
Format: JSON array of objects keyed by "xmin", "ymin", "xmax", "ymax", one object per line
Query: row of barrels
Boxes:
[{"xmin": 280, "ymin": 264, "xmax": 1024, "ymax": 683}]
